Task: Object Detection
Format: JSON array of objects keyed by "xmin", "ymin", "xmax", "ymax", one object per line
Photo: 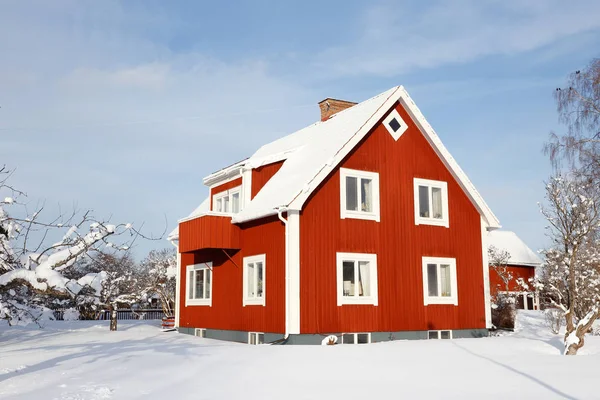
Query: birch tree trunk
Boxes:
[{"xmin": 565, "ymin": 308, "xmax": 598, "ymax": 355}]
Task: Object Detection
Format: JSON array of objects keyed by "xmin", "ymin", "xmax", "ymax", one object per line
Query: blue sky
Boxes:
[{"xmin": 1, "ymin": 0, "xmax": 599, "ymax": 258}]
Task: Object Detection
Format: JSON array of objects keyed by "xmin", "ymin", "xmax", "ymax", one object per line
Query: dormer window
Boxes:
[
  {"xmin": 383, "ymin": 108, "xmax": 408, "ymax": 141},
  {"xmin": 340, "ymin": 168, "xmax": 380, "ymax": 222},
  {"xmin": 213, "ymin": 186, "xmax": 242, "ymax": 214}
]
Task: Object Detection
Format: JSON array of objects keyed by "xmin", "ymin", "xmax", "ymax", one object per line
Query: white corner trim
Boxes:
[
  {"xmin": 339, "ymin": 168, "xmax": 380, "ymax": 222},
  {"xmin": 287, "ymin": 210, "xmax": 301, "ymax": 334},
  {"xmin": 383, "ymin": 107, "xmax": 408, "ymax": 141},
  {"xmin": 413, "ymin": 178, "xmax": 449, "ymax": 228},
  {"xmin": 422, "ymin": 256, "xmax": 458, "ymax": 306},
  {"xmin": 336, "ymin": 252, "xmax": 379, "ymax": 306},
  {"xmin": 242, "ymin": 254, "xmax": 266, "ymax": 307},
  {"xmin": 185, "ymin": 263, "xmax": 213, "ymax": 307},
  {"xmin": 242, "ymin": 168, "xmax": 253, "ymax": 207},
  {"xmin": 481, "ymin": 218, "xmax": 492, "ymax": 328}
]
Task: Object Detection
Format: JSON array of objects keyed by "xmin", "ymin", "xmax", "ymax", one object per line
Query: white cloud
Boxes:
[
  {"xmin": 314, "ymin": 0, "xmax": 600, "ymax": 77},
  {"xmin": 0, "ymin": 2, "xmax": 318, "ymax": 256},
  {"xmin": 62, "ymin": 64, "xmax": 170, "ymax": 90}
]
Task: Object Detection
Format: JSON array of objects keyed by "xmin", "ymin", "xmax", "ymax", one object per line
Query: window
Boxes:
[
  {"xmin": 422, "ymin": 257, "xmax": 458, "ymax": 305},
  {"xmin": 212, "ymin": 186, "xmax": 242, "ymax": 214},
  {"xmin": 336, "ymin": 253, "xmax": 378, "ymax": 306},
  {"xmin": 248, "ymin": 332, "xmax": 264, "ymax": 345},
  {"xmin": 340, "ymin": 168, "xmax": 380, "ymax": 221},
  {"xmin": 428, "ymin": 330, "xmax": 452, "ymax": 339},
  {"xmin": 186, "ymin": 263, "xmax": 212, "ymax": 306},
  {"xmin": 341, "ymin": 333, "xmax": 371, "ymax": 344},
  {"xmin": 195, "ymin": 328, "xmax": 206, "ymax": 338},
  {"xmin": 383, "ymin": 108, "xmax": 408, "ymax": 141},
  {"xmin": 414, "ymin": 178, "xmax": 449, "ymax": 227},
  {"xmin": 243, "ymin": 254, "xmax": 266, "ymax": 306}
]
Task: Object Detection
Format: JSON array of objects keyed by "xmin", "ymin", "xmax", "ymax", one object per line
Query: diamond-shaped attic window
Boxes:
[
  {"xmin": 383, "ymin": 108, "xmax": 408, "ymax": 141},
  {"xmin": 389, "ymin": 118, "xmax": 401, "ymax": 132}
]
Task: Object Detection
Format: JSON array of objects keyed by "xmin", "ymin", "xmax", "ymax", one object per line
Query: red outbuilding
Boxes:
[
  {"xmin": 487, "ymin": 230, "xmax": 542, "ymax": 310},
  {"xmin": 169, "ymin": 86, "xmax": 504, "ymax": 344}
]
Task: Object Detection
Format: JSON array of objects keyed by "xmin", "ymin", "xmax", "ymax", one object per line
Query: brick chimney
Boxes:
[{"xmin": 318, "ymin": 98, "xmax": 357, "ymax": 121}]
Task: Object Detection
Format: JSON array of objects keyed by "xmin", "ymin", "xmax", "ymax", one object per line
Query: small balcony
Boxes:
[{"xmin": 178, "ymin": 212, "xmax": 241, "ymax": 253}]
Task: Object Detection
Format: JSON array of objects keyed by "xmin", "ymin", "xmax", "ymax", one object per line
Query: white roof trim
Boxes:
[
  {"xmin": 203, "ymin": 159, "xmax": 246, "ymax": 187},
  {"xmin": 179, "ymin": 85, "xmax": 499, "ymax": 230},
  {"xmin": 397, "ymin": 87, "xmax": 500, "ymax": 228},
  {"xmin": 282, "ymin": 86, "xmax": 500, "ymax": 228}
]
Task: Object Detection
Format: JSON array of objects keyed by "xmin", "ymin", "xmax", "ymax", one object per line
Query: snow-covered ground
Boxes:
[{"xmin": 1, "ymin": 311, "xmax": 599, "ymax": 399}]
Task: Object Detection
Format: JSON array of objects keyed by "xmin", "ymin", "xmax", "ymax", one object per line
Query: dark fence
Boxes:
[{"xmin": 53, "ymin": 309, "xmax": 165, "ymax": 321}]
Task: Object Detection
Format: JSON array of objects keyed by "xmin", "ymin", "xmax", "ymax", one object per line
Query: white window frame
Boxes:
[
  {"xmin": 248, "ymin": 332, "xmax": 264, "ymax": 345},
  {"xmin": 212, "ymin": 186, "xmax": 242, "ymax": 214},
  {"xmin": 340, "ymin": 332, "xmax": 372, "ymax": 344},
  {"xmin": 336, "ymin": 252, "xmax": 378, "ymax": 306},
  {"xmin": 195, "ymin": 328, "xmax": 206, "ymax": 338},
  {"xmin": 414, "ymin": 178, "xmax": 449, "ymax": 228},
  {"xmin": 498, "ymin": 291, "xmax": 539, "ymax": 310},
  {"xmin": 185, "ymin": 263, "xmax": 213, "ymax": 307},
  {"xmin": 340, "ymin": 168, "xmax": 380, "ymax": 222},
  {"xmin": 422, "ymin": 257, "xmax": 458, "ymax": 306},
  {"xmin": 383, "ymin": 108, "xmax": 408, "ymax": 141},
  {"xmin": 428, "ymin": 330, "xmax": 452, "ymax": 339},
  {"xmin": 243, "ymin": 254, "xmax": 266, "ymax": 306}
]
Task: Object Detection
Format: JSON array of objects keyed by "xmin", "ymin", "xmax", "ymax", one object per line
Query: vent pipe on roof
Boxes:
[{"xmin": 318, "ymin": 98, "xmax": 357, "ymax": 121}]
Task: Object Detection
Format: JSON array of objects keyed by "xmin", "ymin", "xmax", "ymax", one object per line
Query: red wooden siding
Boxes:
[
  {"xmin": 179, "ymin": 216, "xmax": 286, "ymax": 333},
  {"xmin": 489, "ymin": 265, "xmax": 535, "ymax": 294},
  {"xmin": 209, "ymin": 177, "xmax": 242, "ymax": 210},
  {"xmin": 251, "ymin": 161, "xmax": 285, "ymax": 199},
  {"xmin": 179, "ymin": 216, "xmax": 240, "ymax": 253},
  {"xmin": 300, "ymin": 102, "xmax": 486, "ymax": 334}
]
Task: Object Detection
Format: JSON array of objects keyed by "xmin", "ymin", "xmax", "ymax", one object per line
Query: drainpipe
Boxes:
[{"xmin": 277, "ymin": 206, "xmax": 290, "ymax": 341}]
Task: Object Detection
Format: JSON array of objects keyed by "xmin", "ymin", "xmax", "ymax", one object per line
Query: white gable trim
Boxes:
[
  {"xmin": 481, "ymin": 217, "xmax": 492, "ymax": 329},
  {"xmin": 397, "ymin": 88, "xmax": 500, "ymax": 228},
  {"xmin": 285, "ymin": 86, "xmax": 500, "ymax": 228}
]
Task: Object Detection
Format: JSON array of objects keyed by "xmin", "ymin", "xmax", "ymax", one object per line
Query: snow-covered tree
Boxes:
[
  {"xmin": 0, "ymin": 166, "xmax": 135, "ymax": 326},
  {"xmin": 74, "ymin": 251, "xmax": 140, "ymax": 331},
  {"xmin": 139, "ymin": 248, "xmax": 176, "ymax": 318},
  {"xmin": 535, "ymin": 174, "xmax": 600, "ymax": 355}
]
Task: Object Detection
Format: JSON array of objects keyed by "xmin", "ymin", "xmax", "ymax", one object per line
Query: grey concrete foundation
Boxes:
[{"xmin": 178, "ymin": 327, "xmax": 488, "ymax": 344}]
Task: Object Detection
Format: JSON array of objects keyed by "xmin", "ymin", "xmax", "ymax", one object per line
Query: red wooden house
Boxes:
[
  {"xmin": 487, "ymin": 230, "xmax": 542, "ymax": 310},
  {"xmin": 169, "ymin": 86, "xmax": 503, "ymax": 344}
]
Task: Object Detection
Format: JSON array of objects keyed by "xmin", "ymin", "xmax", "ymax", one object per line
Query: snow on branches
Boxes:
[
  {"xmin": 536, "ymin": 173, "xmax": 600, "ymax": 354},
  {"xmin": 139, "ymin": 248, "xmax": 176, "ymax": 318},
  {"xmin": 0, "ymin": 166, "xmax": 137, "ymax": 326}
]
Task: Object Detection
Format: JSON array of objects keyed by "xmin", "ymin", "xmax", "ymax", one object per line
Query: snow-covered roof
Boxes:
[
  {"xmin": 171, "ymin": 85, "xmax": 501, "ymax": 239},
  {"xmin": 231, "ymin": 86, "xmax": 500, "ymax": 228},
  {"xmin": 488, "ymin": 230, "xmax": 542, "ymax": 267}
]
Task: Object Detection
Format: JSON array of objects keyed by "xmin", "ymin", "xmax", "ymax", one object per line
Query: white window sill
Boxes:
[
  {"xmin": 424, "ymin": 297, "xmax": 458, "ymax": 306},
  {"xmin": 243, "ymin": 298, "xmax": 265, "ymax": 307},
  {"xmin": 416, "ymin": 217, "xmax": 449, "ymax": 228},
  {"xmin": 342, "ymin": 210, "xmax": 380, "ymax": 222},
  {"xmin": 186, "ymin": 299, "xmax": 212, "ymax": 307},
  {"xmin": 338, "ymin": 297, "xmax": 378, "ymax": 306}
]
